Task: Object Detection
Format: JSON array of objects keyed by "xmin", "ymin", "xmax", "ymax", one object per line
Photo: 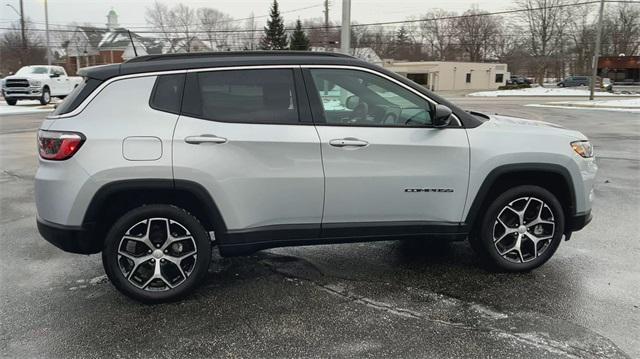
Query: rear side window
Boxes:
[
  {"xmin": 50, "ymin": 78, "xmax": 102, "ymax": 116},
  {"xmin": 150, "ymin": 74, "xmax": 185, "ymax": 114},
  {"xmin": 182, "ymin": 69, "xmax": 299, "ymax": 124}
]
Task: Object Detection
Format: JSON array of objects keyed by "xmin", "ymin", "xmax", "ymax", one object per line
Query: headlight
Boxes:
[
  {"xmin": 30, "ymin": 80, "xmax": 42, "ymax": 87},
  {"xmin": 571, "ymin": 140, "xmax": 594, "ymax": 158}
]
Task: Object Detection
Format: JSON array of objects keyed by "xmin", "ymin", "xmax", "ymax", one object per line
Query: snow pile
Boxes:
[
  {"xmin": 0, "ymin": 100, "xmax": 57, "ymax": 116},
  {"xmin": 526, "ymin": 98, "xmax": 640, "ymax": 113},
  {"xmin": 468, "ymin": 87, "xmax": 627, "ymax": 97}
]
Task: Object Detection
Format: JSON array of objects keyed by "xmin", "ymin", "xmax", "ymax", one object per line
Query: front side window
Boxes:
[
  {"xmin": 309, "ymin": 69, "xmax": 433, "ymax": 127},
  {"xmin": 182, "ymin": 69, "xmax": 299, "ymax": 124}
]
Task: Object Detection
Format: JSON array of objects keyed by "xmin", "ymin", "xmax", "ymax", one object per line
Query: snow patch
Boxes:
[{"xmin": 469, "ymin": 87, "xmax": 632, "ymax": 97}]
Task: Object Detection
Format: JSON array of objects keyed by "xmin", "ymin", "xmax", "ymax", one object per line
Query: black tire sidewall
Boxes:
[
  {"xmin": 478, "ymin": 185, "xmax": 565, "ymax": 272},
  {"xmin": 40, "ymin": 88, "xmax": 50, "ymax": 105},
  {"xmin": 6, "ymin": 99, "xmax": 17, "ymax": 105},
  {"xmin": 102, "ymin": 204, "xmax": 211, "ymax": 304}
]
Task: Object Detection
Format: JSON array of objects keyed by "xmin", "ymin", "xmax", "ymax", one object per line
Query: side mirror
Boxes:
[
  {"xmin": 433, "ymin": 104, "xmax": 453, "ymax": 128},
  {"xmin": 50, "ymin": 73, "xmax": 59, "ymax": 78},
  {"xmin": 345, "ymin": 95, "xmax": 360, "ymax": 110}
]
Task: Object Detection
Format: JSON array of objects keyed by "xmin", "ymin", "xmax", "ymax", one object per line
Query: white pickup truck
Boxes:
[{"xmin": 1, "ymin": 65, "xmax": 83, "ymax": 105}]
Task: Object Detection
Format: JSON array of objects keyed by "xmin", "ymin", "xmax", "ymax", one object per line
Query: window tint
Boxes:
[
  {"xmin": 50, "ymin": 78, "xmax": 102, "ymax": 116},
  {"xmin": 309, "ymin": 69, "xmax": 433, "ymax": 127},
  {"xmin": 150, "ymin": 74, "xmax": 185, "ymax": 114},
  {"xmin": 182, "ymin": 69, "xmax": 299, "ymax": 124}
]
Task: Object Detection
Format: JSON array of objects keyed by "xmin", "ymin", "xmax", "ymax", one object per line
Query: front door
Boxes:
[{"xmin": 304, "ymin": 67, "xmax": 470, "ymax": 232}]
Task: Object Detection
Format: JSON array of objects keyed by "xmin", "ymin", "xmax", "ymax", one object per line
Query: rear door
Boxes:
[
  {"xmin": 303, "ymin": 66, "xmax": 470, "ymax": 234},
  {"xmin": 172, "ymin": 66, "xmax": 324, "ymax": 235}
]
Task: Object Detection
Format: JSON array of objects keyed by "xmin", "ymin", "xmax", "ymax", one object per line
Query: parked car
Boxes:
[
  {"xmin": 35, "ymin": 52, "xmax": 596, "ymax": 303},
  {"xmin": 508, "ymin": 75, "xmax": 532, "ymax": 85},
  {"xmin": 1, "ymin": 65, "xmax": 82, "ymax": 105},
  {"xmin": 557, "ymin": 76, "xmax": 591, "ymax": 87},
  {"xmin": 602, "ymin": 78, "xmax": 613, "ymax": 92}
]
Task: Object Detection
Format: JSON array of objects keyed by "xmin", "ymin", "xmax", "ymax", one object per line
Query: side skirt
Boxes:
[{"xmin": 218, "ymin": 221, "xmax": 468, "ymax": 257}]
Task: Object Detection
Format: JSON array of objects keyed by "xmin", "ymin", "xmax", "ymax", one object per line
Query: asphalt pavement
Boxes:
[{"xmin": 0, "ymin": 98, "xmax": 638, "ymax": 358}]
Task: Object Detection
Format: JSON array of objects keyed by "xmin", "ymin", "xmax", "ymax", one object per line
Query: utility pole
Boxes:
[
  {"xmin": 589, "ymin": 0, "xmax": 605, "ymax": 101},
  {"xmin": 323, "ymin": 0, "xmax": 329, "ymax": 51},
  {"xmin": 19, "ymin": 0, "xmax": 26, "ymax": 50},
  {"xmin": 44, "ymin": 0, "xmax": 52, "ymax": 65},
  {"xmin": 340, "ymin": 0, "xmax": 351, "ymax": 55}
]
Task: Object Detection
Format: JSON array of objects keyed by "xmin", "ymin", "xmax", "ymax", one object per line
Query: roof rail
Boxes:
[{"xmin": 125, "ymin": 51, "xmax": 355, "ymax": 63}]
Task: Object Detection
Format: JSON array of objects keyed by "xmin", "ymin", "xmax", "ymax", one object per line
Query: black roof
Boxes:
[
  {"xmin": 80, "ymin": 51, "xmax": 362, "ymax": 81},
  {"xmin": 78, "ymin": 51, "xmax": 482, "ymax": 128}
]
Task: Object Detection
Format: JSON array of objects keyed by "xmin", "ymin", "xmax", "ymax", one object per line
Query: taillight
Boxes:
[{"xmin": 37, "ymin": 130, "xmax": 85, "ymax": 160}]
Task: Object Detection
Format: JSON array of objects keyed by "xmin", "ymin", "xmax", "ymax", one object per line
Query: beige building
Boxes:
[{"xmin": 383, "ymin": 60, "xmax": 509, "ymax": 91}]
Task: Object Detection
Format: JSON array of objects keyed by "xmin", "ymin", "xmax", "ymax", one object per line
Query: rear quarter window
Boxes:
[
  {"xmin": 50, "ymin": 78, "xmax": 102, "ymax": 116},
  {"xmin": 149, "ymin": 74, "xmax": 186, "ymax": 114}
]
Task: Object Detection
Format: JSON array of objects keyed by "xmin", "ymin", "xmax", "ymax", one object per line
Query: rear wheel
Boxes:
[
  {"xmin": 102, "ymin": 205, "xmax": 211, "ymax": 303},
  {"xmin": 470, "ymin": 185, "xmax": 565, "ymax": 272}
]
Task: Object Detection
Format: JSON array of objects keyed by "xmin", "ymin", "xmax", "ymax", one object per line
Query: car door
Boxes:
[
  {"xmin": 303, "ymin": 66, "xmax": 470, "ymax": 235},
  {"xmin": 49, "ymin": 67, "xmax": 63, "ymax": 96},
  {"xmin": 172, "ymin": 66, "xmax": 324, "ymax": 237}
]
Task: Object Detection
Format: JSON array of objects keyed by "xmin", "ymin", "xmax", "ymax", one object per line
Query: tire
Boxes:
[
  {"xmin": 102, "ymin": 204, "xmax": 212, "ymax": 303},
  {"xmin": 469, "ymin": 185, "xmax": 565, "ymax": 272},
  {"xmin": 40, "ymin": 87, "xmax": 51, "ymax": 105},
  {"xmin": 6, "ymin": 99, "xmax": 17, "ymax": 106}
]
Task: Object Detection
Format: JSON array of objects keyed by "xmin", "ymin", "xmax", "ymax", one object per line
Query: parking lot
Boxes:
[{"xmin": 1, "ymin": 97, "xmax": 638, "ymax": 358}]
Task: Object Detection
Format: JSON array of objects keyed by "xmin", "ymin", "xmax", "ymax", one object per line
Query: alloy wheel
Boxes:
[
  {"xmin": 117, "ymin": 218, "xmax": 198, "ymax": 291},
  {"xmin": 492, "ymin": 196, "xmax": 556, "ymax": 263}
]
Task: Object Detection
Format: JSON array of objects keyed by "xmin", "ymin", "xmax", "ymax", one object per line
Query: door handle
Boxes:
[
  {"xmin": 184, "ymin": 135, "xmax": 227, "ymax": 144},
  {"xmin": 329, "ymin": 138, "xmax": 369, "ymax": 148}
]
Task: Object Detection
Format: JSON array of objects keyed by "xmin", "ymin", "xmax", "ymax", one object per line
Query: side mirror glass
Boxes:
[
  {"xmin": 433, "ymin": 104, "xmax": 453, "ymax": 128},
  {"xmin": 50, "ymin": 73, "xmax": 59, "ymax": 78},
  {"xmin": 345, "ymin": 95, "xmax": 360, "ymax": 110}
]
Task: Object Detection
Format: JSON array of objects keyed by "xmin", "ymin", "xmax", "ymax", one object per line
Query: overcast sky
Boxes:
[{"xmin": 3, "ymin": 0, "xmax": 513, "ymax": 30}]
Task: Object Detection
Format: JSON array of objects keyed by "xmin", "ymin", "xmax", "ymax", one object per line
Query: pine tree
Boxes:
[
  {"xmin": 260, "ymin": 0, "xmax": 288, "ymax": 50},
  {"xmin": 289, "ymin": 19, "xmax": 310, "ymax": 50}
]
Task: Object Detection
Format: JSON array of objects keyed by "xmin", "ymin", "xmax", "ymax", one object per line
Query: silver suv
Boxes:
[{"xmin": 36, "ymin": 52, "xmax": 596, "ymax": 303}]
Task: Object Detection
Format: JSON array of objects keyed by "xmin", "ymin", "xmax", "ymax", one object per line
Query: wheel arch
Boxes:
[
  {"xmin": 82, "ymin": 179, "xmax": 227, "ymax": 252},
  {"xmin": 465, "ymin": 163, "xmax": 576, "ymax": 235}
]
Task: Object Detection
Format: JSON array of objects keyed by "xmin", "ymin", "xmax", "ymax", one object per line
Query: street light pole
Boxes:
[
  {"xmin": 589, "ymin": 0, "xmax": 605, "ymax": 101},
  {"xmin": 340, "ymin": 0, "xmax": 351, "ymax": 55},
  {"xmin": 44, "ymin": 0, "xmax": 52, "ymax": 65},
  {"xmin": 19, "ymin": 0, "xmax": 26, "ymax": 49}
]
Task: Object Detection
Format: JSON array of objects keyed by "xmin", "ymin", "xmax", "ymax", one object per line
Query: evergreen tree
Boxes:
[
  {"xmin": 289, "ymin": 19, "xmax": 310, "ymax": 50},
  {"xmin": 260, "ymin": 0, "xmax": 288, "ymax": 50}
]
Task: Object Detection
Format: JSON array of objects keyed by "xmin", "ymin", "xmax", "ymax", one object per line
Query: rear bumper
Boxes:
[
  {"xmin": 567, "ymin": 210, "xmax": 592, "ymax": 232},
  {"xmin": 37, "ymin": 218, "xmax": 98, "ymax": 254}
]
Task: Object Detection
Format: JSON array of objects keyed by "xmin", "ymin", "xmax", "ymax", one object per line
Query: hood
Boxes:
[
  {"xmin": 4, "ymin": 74, "xmax": 49, "ymax": 80},
  {"xmin": 485, "ymin": 114, "xmax": 586, "ymax": 140}
]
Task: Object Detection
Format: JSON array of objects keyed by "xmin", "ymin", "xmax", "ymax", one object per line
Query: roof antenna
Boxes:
[{"xmin": 127, "ymin": 30, "xmax": 138, "ymax": 57}]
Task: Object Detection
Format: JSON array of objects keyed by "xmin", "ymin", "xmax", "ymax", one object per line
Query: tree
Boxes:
[
  {"xmin": 456, "ymin": 7, "xmax": 501, "ymax": 62},
  {"xmin": 419, "ymin": 9, "xmax": 458, "ymax": 60},
  {"xmin": 260, "ymin": 0, "xmax": 288, "ymax": 50},
  {"xmin": 145, "ymin": 2, "xmax": 178, "ymax": 53},
  {"xmin": 602, "ymin": 2, "xmax": 640, "ymax": 56},
  {"xmin": 516, "ymin": 0, "xmax": 571, "ymax": 84},
  {"xmin": 289, "ymin": 19, "xmax": 310, "ymax": 50},
  {"xmin": 0, "ymin": 20, "xmax": 45, "ymax": 75},
  {"xmin": 197, "ymin": 8, "xmax": 236, "ymax": 51}
]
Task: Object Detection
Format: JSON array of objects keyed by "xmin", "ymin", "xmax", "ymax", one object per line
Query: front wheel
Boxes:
[
  {"xmin": 102, "ymin": 205, "xmax": 212, "ymax": 303},
  {"xmin": 39, "ymin": 87, "xmax": 51, "ymax": 105},
  {"xmin": 470, "ymin": 185, "xmax": 565, "ymax": 272}
]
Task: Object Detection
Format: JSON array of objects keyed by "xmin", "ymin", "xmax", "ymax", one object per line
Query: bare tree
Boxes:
[
  {"xmin": 419, "ymin": 9, "xmax": 458, "ymax": 60},
  {"xmin": 602, "ymin": 2, "xmax": 640, "ymax": 56},
  {"xmin": 197, "ymin": 8, "xmax": 236, "ymax": 51},
  {"xmin": 145, "ymin": 2, "xmax": 178, "ymax": 53},
  {"xmin": 172, "ymin": 4, "xmax": 197, "ymax": 52},
  {"xmin": 516, "ymin": 0, "xmax": 570, "ymax": 84},
  {"xmin": 0, "ymin": 20, "xmax": 46, "ymax": 74},
  {"xmin": 456, "ymin": 7, "xmax": 501, "ymax": 62}
]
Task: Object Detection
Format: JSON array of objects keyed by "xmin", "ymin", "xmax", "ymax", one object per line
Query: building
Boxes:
[
  {"xmin": 598, "ymin": 56, "xmax": 640, "ymax": 85},
  {"xmin": 382, "ymin": 60, "xmax": 509, "ymax": 91},
  {"xmin": 63, "ymin": 9, "xmax": 164, "ymax": 74}
]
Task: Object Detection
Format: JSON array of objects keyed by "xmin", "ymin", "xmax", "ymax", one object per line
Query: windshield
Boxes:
[{"xmin": 16, "ymin": 66, "xmax": 49, "ymax": 75}]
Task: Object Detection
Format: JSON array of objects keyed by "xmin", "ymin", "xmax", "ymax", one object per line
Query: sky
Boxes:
[{"xmin": 1, "ymin": 0, "xmax": 514, "ymax": 31}]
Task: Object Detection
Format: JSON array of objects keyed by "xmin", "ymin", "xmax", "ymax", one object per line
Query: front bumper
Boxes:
[
  {"xmin": 2, "ymin": 87, "xmax": 42, "ymax": 99},
  {"xmin": 567, "ymin": 210, "xmax": 592, "ymax": 232},
  {"xmin": 37, "ymin": 218, "xmax": 98, "ymax": 254}
]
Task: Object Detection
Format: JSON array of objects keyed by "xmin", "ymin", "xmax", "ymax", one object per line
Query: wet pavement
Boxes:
[{"xmin": 1, "ymin": 99, "xmax": 638, "ymax": 358}]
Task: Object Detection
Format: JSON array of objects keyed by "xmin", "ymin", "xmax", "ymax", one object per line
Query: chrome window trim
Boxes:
[
  {"xmin": 301, "ymin": 65, "xmax": 462, "ymax": 127},
  {"xmin": 47, "ymin": 64, "xmax": 460, "ymax": 127}
]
